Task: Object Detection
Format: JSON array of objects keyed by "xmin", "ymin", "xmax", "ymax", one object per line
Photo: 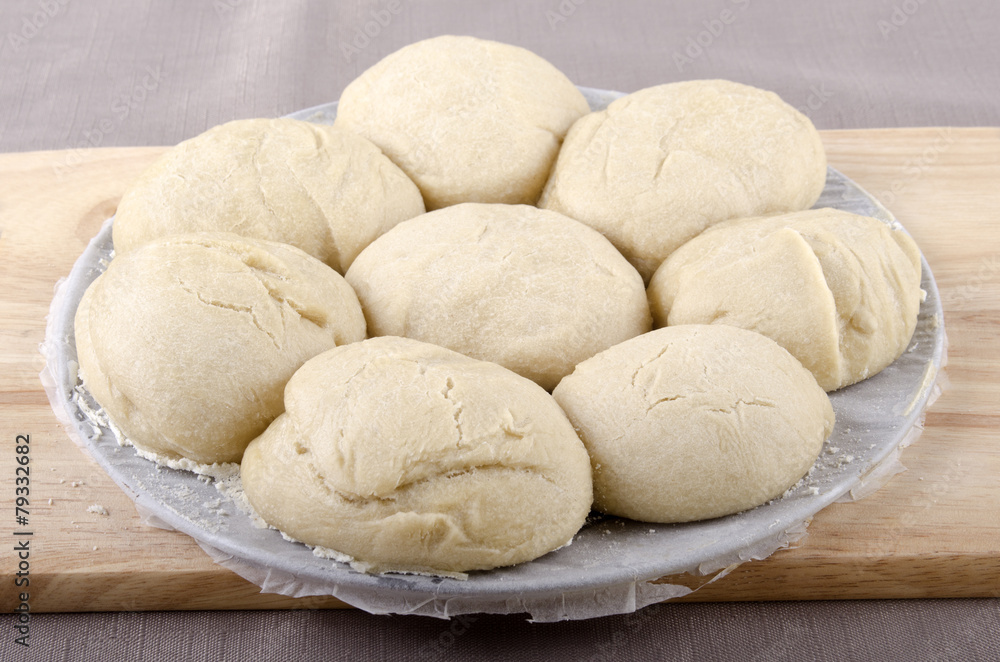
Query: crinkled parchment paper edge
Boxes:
[{"xmin": 38, "ymin": 203, "xmax": 950, "ymax": 621}]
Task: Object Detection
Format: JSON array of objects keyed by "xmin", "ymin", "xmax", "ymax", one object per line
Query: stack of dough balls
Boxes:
[
  {"xmin": 540, "ymin": 79, "xmax": 827, "ymax": 281},
  {"xmin": 648, "ymin": 208, "xmax": 923, "ymax": 391},
  {"xmin": 241, "ymin": 336, "xmax": 593, "ymax": 575},
  {"xmin": 335, "ymin": 35, "xmax": 590, "ymax": 209},
  {"xmin": 345, "ymin": 203, "xmax": 651, "ymax": 390},
  {"xmin": 75, "ymin": 233, "xmax": 366, "ymax": 464},
  {"xmin": 112, "ymin": 118, "xmax": 425, "ymax": 273},
  {"xmin": 553, "ymin": 325, "xmax": 835, "ymax": 523}
]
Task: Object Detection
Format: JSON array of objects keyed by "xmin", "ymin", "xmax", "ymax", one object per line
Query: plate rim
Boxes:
[{"xmin": 41, "ymin": 89, "xmax": 948, "ymax": 617}]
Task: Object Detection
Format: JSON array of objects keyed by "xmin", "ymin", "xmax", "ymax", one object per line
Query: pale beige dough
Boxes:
[
  {"xmin": 334, "ymin": 35, "xmax": 589, "ymax": 210},
  {"xmin": 74, "ymin": 233, "xmax": 366, "ymax": 465},
  {"xmin": 345, "ymin": 203, "xmax": 651, "ymax": 390},
  {"xmin": 647, "ymin": 208, "xmax": 923, "ymax": 391},
  {"xmin": 539, "ymin": 79, "xmax": 827, "ymax": 281},
  {"xmin": 112, "ymin": 118, "xmax": 425, "ymax": 273},
  {"xmin": 552, "ymin": 325, "xmax": 834, "ymax": 523},
  {"xmin": 240, "ymin": 336, "xmax": 593, "ymax": 575}
]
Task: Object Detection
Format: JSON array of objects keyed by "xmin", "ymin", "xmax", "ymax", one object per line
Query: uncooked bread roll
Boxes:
[
  {"xmin": 539, "ymin": 79, "xmax": 827, "ymax": 281},
  {"xmin": 334, "ymin": 35, "xmax": 590, "ymax": 210},
  {"xmin": 345, "ymin": 203, "xmax": 651, "ymax": 390},
  {"xmin": 112, "ymin": 118, "xmax": 425, "ymax": 273},
  {"xmin": 553, "ymin": 325, "xmax": 834, "ymax": 523},
  {"xmin": 647, "ymin": 208, "xmax": 923, "ymax": 391},
  {"xmin": 75, "ymin": 233, "xmax": 366, "ymax": 465},
  {"xmin": 240, "ymin": 336, "xmax": 593, "ymax": 575}
]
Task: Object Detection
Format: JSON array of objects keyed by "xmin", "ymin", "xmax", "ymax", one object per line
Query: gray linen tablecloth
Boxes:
[{"xmin": 2, "ymin": 1, "xmax": 998, "ymax": 660}]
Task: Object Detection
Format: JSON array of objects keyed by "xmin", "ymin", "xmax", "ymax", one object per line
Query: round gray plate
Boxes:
[{"xmin": 43, "ymin": 88, "xmax": 946, "ymax": 620}]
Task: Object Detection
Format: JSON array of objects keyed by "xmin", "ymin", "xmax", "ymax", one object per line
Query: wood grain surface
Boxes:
[{"xmin": 1, "ymin": 128, "xmax": 997, "ymax": 612}]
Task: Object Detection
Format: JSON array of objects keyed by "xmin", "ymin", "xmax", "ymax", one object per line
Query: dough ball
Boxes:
[
  {"xmin": 112, "ymin": 118, "xmax": 425, "ymax": 273},
  {"xmin": 75, "ymin": 233, "xmax": 366, "ymax": 465},
  {"xmin": 647, "ymin": 208, "xmax": 923, "ymax": 391},
  {"xmin": 345, "ymin": 203, "xmax": 651, "ymax": 390},
  {"xmin": 334, "ymin": 35, "xmax": 589, "ymax": 210},
  {"xmin": 240, "ymin": 336, "xmax": 593, "ymax": 575},
  {"xmin": 539, "ymin": 79, "xmax": 827, "ymax": 281},
  {"xmin": 553, "ymin": 325, "xmax": 834, "ymax": 523}
]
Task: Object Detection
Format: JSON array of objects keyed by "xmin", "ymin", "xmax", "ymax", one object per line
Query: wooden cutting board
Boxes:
[{"xmin": 1, "ymin": 128, "xmax": 998, "ymax": 612}]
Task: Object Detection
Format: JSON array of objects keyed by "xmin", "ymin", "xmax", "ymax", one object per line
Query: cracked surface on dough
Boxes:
[
  {"xmin": 111, "ymin": 118, "xmax": 424, "ymax": 274},
  {"xmin": 553, "ymin": 325, "xmax": 834, "ymax": 523},
  {"xmin": 74, "ymin": 233, "xmax": 366, "ymax": 465},
  {"xmin": 648, "ymin": 208, "xmax": 922, "ymax": 391},
  {"xmin": 240, "ymin": 336, "xmax": 593, "ymax": 575},
  {"xmin": 346, "ymin": 203, "xmax": 651, "ymax": 390},
  {"xmin": 334, "ymin": 36, "xmax": 589, "ymax": 210},
  {"xmin": 539, "ymin": 80, "xmax": 827, "ymax": 281}
]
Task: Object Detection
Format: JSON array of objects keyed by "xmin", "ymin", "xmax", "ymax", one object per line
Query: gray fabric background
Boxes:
[
  {"xmin": 5, "ymin": 599, "xmax": 1000, "ymax": 662},
  {"xmin": 2, "ymin": 0, "xmax": 998, "ymax": 660},
  {"xmin": 1, "ymin": 0, "xmax": 999, "ymax": 152}
]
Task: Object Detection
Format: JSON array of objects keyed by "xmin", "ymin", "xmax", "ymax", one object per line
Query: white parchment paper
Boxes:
[{"xmin": 38, "ymin": 89, "xmax": 948, "ymax": 621}]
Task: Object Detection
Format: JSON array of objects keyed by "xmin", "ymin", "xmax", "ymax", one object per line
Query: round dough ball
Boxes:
[
  {"xmin": 552, "ymin": 325, "xmax": 834, "ymax": 523},
  {"xmin": 539, "ymin": 79, "xmax": 827, "ymax": 281},
  {"xmin": 240, "ymin": 336, "xmax": 593, "ymax": 575},
  {"xmin": 112, "ymin": 118, "xmax": 425, "ymax": 273},
  {"xmin": 345, "ymin": 203, "xmax": 651, "ymax": 390},
  {"xmin": 75, "ymin": 233, "xmax": 366, "ymax": 465},
  {"xmin": 334, "ymin": 35, "xmax": 589, "ymax": 210},
  {"xmin": 647, "ymin": 208, "xmax": 923, "ymax": 391}
]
